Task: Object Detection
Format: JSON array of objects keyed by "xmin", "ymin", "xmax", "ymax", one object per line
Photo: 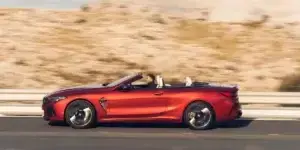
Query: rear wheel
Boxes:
[
  {"xmin": 183, "ymin": 101, "xmax": 215, "ymax": 130},
  {"xmin": 65, "ymin": 100, "xmax": 97, "ymax": 129}
]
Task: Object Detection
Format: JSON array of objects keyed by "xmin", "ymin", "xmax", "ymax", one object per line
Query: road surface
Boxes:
[{"xmin": 0, "ymin": 117, "xmax": 300, "ymax": 150}]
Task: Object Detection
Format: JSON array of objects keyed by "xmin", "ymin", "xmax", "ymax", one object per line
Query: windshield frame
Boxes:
[{"xmin": 106, "ymin": 73, "xmax": 140, "ymax": 87}]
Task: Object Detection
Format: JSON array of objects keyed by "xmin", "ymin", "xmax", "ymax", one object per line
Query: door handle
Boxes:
[{"xmin": 154, "ymin": 92, "xmax": 163, "ymax": 96}]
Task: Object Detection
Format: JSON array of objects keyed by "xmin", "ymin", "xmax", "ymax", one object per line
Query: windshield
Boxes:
[{"xmin": 106, "ymin": 73, "xmax": 138, "ymax": 87}]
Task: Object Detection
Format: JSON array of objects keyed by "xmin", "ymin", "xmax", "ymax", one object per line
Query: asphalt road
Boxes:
[{"xmin": 0, "ymin": 117, "xmax": 300, "ymax": 150}]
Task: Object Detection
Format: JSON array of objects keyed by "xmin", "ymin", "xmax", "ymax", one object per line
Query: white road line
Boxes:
[
  {"xmin": 0, "ymin": 115, "xmax": 41, "ymax": 118},
  {"xmin": 0, "ymin": 115, "xmax": 299, "ymax": 121},
  {"xmin": 268, "ymin": 134, "xmax": 280, "ymax": 136},
  {"xmin": 239, "ymin": 118, "xmax": 300, "ymax": 121}
]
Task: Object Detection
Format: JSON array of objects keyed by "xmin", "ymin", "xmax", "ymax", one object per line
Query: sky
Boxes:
[{"xmin": 0, "ymin": 0, "xmax": 97, "ymax": 9}]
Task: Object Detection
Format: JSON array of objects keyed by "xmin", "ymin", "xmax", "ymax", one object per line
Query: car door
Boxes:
[{"xmin": 104, "ymin": 87, "xmax": 168, "ymax": 119}]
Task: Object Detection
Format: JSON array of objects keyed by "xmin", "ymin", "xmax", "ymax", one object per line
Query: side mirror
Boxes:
[{"xmin": 118, "ymin": 84, "xmax": 131, "ymax": 91}]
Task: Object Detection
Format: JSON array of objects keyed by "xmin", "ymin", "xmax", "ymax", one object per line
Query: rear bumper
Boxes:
[
  {"xmin": 236, "ymin": 109, "xmax": 242, "ymax": 118},
  {"xmin": 228, "ymin": 102, "xmax": 242, "ymax": 120}
]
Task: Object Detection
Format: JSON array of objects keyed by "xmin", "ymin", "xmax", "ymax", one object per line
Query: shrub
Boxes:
[{"xmin": 278, "ymin": 73, "xmax": 300, "ymax": 92}]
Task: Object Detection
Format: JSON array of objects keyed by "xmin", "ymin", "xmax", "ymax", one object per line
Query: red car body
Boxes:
[{"xmin": 42, "ymin": 73, "xmax": 242, "ymax": 126}]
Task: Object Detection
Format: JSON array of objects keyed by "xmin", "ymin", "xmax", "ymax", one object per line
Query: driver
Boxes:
[{"xmin": 146, "ymin": 73, "xmax": 157, "ymax": 88}]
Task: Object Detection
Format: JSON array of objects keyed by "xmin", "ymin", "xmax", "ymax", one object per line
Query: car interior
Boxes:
[{"xmin": 127, "ymin": 74, "xmax": 209, "ymax": 90}]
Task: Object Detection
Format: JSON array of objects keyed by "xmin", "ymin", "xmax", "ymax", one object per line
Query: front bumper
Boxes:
[
  {"xmin": 42, "ymin": 103, "xmax": 57, "ymax": 121},
  {"xmin": 42, "ymin": 97, "xmax": 64, "ymax": 121},
  {"xmin": 42, "ymin": 104, "xmax": 56, "ymax": 121},
  {"xmin": 43, "ymin": 115, "xmax": 50, "ymax": 121}
]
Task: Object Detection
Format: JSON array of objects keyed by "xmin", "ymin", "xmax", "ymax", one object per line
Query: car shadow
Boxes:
[
  {"xmin": 97, "ymin": 122, "xmax": 185, "ymax": 128},
  {"xmin": 47, "ymin": 121, "xmax": 69, "ymax": 127},
  {"xmin": 215, "ymin": 118, "xmax": 254, "ymax": 129},
  {"xmin": 97, "ymin": 118, "xmax": 254, "ymax": 129},
  {"xmin": 47, "ymin": 118, "xmax": 254, "ymax": 130}
]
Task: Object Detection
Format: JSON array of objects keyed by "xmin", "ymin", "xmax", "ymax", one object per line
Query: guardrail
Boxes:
[
  {"xmin": 238, "ymin": 92, "xmax": 300, "ymax": 105},
  {"xmin": 0, "ymin": 89, "xmax": 49, "ymax": 101},
  {"xmin": 1, "ymin": 89, "xmax": 299, "ymax": 105},
  {"xmin": 0, "ymin": 89, "xmax": 300, "ymax": 119}
]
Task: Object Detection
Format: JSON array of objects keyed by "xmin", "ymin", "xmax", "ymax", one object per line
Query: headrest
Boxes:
[
  {"xmin": 156, "ymin": 75, "xmax": 163, "ymax": 88},
  {"xmin": 185, "ymin": 77, "xmax": 192, "ymax": 86}
]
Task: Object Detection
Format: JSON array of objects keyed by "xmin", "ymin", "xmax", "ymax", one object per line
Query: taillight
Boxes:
[
  {"xmin": 232, "ymin": 92, "xmax": 239, "ymax": 103},
  {"xmin": 219, "ymin": 92, "xmax": 231, "ymax": 98}
]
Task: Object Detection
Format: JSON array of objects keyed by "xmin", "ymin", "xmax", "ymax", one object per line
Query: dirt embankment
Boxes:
[{"xmin": 0, "ymin": 0, "xmax": 299, "ymax": 91}]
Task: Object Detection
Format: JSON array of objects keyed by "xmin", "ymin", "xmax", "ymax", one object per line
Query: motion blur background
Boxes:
[
  {"xmin": 0, "ymin": 0, "xmax": 299, "ymax": 92},
  {"xmin": 0, "ymin": 1, "xmax": 300, "ymax": 150}
]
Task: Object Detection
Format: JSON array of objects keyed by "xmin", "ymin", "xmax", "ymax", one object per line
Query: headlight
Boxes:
[{"xmin": 48, "ymin": 96, "xmax": 67, "ymax": 102}]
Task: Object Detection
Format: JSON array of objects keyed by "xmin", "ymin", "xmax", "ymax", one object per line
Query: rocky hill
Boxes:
[{"xmin": 0, "ymin": 0, "xmax": 299, "ymax": 91}]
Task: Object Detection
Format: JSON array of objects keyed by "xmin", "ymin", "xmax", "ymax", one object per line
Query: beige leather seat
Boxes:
[
  {"xmin": 156, "ymin": 75, "xmax": 164, "ymax": 88},
  {"xmin": 185, "ymin": 77, "xmax": 193, "ymax": 86}
]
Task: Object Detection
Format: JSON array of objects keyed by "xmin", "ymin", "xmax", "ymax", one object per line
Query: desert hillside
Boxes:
[{"xmin": 0, "ymin": 0, "xmax": 299, "ymax": 91}]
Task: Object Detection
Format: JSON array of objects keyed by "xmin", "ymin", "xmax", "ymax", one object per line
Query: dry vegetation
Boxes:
[
  {"xmin": 279, "ymin": 72, "xmax": 300, "ymax": 91},
  {"xmin": 0, "ymin": 1, "xmax": 300, "ymax": 91}
]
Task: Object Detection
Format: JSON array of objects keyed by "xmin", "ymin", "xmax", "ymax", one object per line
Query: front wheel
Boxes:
[
  {"xmin": 65, "ymin": 100, "xmax": 97, "ymax": 129},
  {"xmin": 183, "ymin": 101, "xmax": 215, "ymax": 130}
]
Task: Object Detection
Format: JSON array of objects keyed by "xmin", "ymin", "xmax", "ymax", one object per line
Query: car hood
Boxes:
[{"xmin": 45, "ymin": 84, "xmax": 112, "ymax": 97}]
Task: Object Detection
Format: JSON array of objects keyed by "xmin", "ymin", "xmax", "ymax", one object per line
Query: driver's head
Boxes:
[{"xmin": 147, "ymin": 73, "xmax": 155, "ymax": 83}]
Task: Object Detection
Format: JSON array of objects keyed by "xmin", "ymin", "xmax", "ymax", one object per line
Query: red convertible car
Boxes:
[{"xmin": 42, "ymin": 72, "xmax": 242, "ymax": 130}]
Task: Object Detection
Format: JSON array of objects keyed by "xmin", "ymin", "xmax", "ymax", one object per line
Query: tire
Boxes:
[
  {"xmin": 183, "ymin": 101, "xmax": 215, "ymax": 130},
  {"xmin": 65, "ymin": 100, "xmax": 97, "ymax": 129}
]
